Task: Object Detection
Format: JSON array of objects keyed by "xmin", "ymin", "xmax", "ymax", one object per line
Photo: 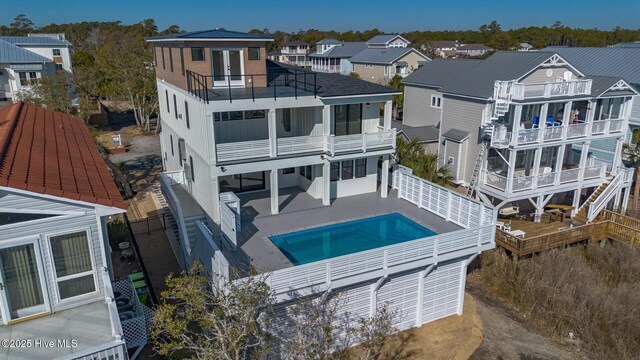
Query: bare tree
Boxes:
[{"xmin": 353, "ymin": 304, "xmax": 399, "ymax": 360}]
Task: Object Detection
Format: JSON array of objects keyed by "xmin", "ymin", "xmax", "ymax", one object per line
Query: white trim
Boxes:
[
  {"xmin": 0, "ymin": 186, "xmax": 125, "ymax": 215},
  {"xmin": 0, "ymin": 236, "xmax": 52, "ymax": 324},
  {"xmin": 0, "ymin": 207, "xmax": 82, "ymax": 216},
  {"xmin": 518, "ymin": 53, "xmax": 584, "ymax": 81},
  {"xmin": 45, "ymin": 228, "xmax": 100, "ymax": 305},
  {"xmin": 0, "ymin": 213, "xmax": 77, "ymax": 232}
]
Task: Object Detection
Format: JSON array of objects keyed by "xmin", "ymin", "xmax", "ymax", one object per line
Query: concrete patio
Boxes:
[
  {"xmin": 0, "ymin": 301, "xmax": 115, "ymax": 360},
  {"xmin": 223, "ymin": 187, "xmax": 463, "ymax": 274}
]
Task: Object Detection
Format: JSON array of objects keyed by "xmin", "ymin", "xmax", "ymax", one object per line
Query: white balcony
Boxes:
[
  {"xmin": 480, "ymin": 163, "xmax": 607, "ymax": 195},
  {"xmin": 490, "ymin": 118, "xmax": 625, "ymax": 148},
  {"xmin": 214, "ymin": 130, "xmax": 396, "ymax": 164}
]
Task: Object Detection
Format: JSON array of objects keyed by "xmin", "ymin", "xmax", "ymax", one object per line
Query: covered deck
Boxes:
[
  {"xmin": 223, "ymin": 187, "xmax": 463, "ymax": 274},
  {"xmin": 0, "ymin": 301, "xmax": 120, "ymax": 360}
]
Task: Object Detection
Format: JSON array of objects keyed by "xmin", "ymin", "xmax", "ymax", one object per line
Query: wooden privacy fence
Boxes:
[
  {"xmin": 496, "ymin": 210, "xmax": 640, "ymax": 257},
  {"xmin": 128, "ymin": 213, "xmax": 166, "ymax": 235}
]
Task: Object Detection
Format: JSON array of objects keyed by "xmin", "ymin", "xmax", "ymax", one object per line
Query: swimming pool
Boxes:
[{"xmin": 269, "ymin": 213, "xmax": 436, "ymax": 265}]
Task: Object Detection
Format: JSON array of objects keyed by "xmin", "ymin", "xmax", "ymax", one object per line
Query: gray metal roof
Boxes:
[
  {"xmin": 146, "ymin": 29, "xmax": 272, "ymax": 41},
  {"xmin": 316, "ymin": 38, "xmax": 342, "ymax": 45},
  {"xmin": 458, "ymin": 43, "xmax": 492, "ymax": 50},
  {"xmin": 310, "ymin": 42, "xmax": 367, "ymax": 58},
  {"xmin": 0, "ymin": 39, "xmax": 51, "ymax": 63},
  {"xmin": 394, "ymin": 122, "xmax": 439, "ymax": 142},
  {"xmin": 0, "ymin": 36, "xmax": 71, "ymax": 46},
  {"xmin": 589, "ymin": 75, "xmax": 639, "ymax": 97},
  {"xmin": 402, "ymin": 59, "xmax": 482, "ymax": 88},
  {"xmin": 366, "ymin": 34, "xmax": 409, "ymax": 45},
  {"xmin": 542, "ymin": 46, "xmax": 640, "ymax": 86},
  {"xmin": 442, "ymin": 128, "xmax": 470, "ymax": 142},
  {"xmin": 438, "ymin": 51, "xmax": 556, "ymax": 99},
  {"xmin": 609, "ymin": 42, "xmax": 640, "ymax": 48},
  {"xmin": 282, "ymin": 41, "xmax": 309, "ymax": 46},
  {"xmin": 349, "ymin": 48, "xmax": 428, "ymax": 65}
]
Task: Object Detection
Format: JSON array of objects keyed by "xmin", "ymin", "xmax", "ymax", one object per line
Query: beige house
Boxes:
[{"xmin": 351, "ymin": 48, "xmax": 430, "ymax": 84}]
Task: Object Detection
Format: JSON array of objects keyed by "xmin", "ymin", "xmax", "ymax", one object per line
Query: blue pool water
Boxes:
[{"xmin": 269, "ymin": 213, "xmax": 436, "ymax": 265}]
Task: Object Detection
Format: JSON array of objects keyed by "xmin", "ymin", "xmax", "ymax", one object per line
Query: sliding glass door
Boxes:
[
  {"xmin": 0, "ymin": 242, "xmax": 49, "ymax": 322},
  {"xmin": 219, "ymin": 171, "xmax": 266, "ymax": 193},
  {"xmin": 333, "ymin": 104, "xmax": 362, "ymax": 136}
]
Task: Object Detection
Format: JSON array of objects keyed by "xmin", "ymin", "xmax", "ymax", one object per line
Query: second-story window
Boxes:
[
  {"xmin": 184, "ymin": 101, "xmax": 190, "ymax": 128},
  {"xmin": 191, "ymin": 47, "xmax": 205, "ymax": 61},
  {"xmin": 165, "ymin": 90, "xmax": 170, "ymax": 113},
  {"xmin": 334, "ymin": 104, "xmax": 362, "ymax": 136},
  {"xmin": 52, "ymin": 49, "xmax": 61, "ymax": 56},
  {"xmin": 431, "ymin": 95, "xmax": 442, "ymax": 109},
  {"xmin": 173, "ymin": 94, "xmax": 178, "ymax": 119},
  {"xmin": 170, "ymin": 134, "xmax": 174, "ymax": 156},
  {"xmin": 248, "ymin": 47, "xmax": 260, "ymax": 60}
]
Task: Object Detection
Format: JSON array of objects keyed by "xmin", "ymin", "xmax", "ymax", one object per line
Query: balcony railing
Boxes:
[
  {"xmin": 491, "ymin": 118, "xmax": 624, "ymax": 148},
  {"xmin": 481, "ymin": 163, "xmax": 607, "ymax": 194},
  {"xmin": 214, "ymin": 129, "xmax": 396, "ymax": 163},
  {"xmin": 510, "ymin": 79, "xmax": 592, "ymax": 100},
  {"xmin": 186, "ymin": 68, "xmax": 318, "ymax": 103}
]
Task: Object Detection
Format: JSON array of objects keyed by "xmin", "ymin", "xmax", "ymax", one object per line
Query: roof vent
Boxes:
[{"xmin": 216, "ymin": 27, "xmax": 226, "ymax": 31}]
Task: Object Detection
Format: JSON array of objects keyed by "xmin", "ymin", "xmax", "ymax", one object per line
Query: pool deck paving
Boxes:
[{"xmin": 226, "ymin": 188, "xmax": 462, "ymax": 274}]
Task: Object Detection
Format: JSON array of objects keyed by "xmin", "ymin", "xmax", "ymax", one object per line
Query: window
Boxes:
[
  {"xmin": 299, "ymin": 165, "xmax": 313, "ymax": 181},
  {"xmin": 282, "ymin": 167, "xmax": 295, "ymax": 174},
  {"xmin": 178, "ymin": 138, "xmax": 186, "ymax": 166},
  {"xmin": 191, "ymin": 47, "xmax": 205, "ymax": 61},
  {"xmin": 161, "ymin": 47, "xmax": 166, "ymax": 69},
  {"xmin": 341, "ymin": 160, "xmax": 353, "ymax": 180},
  {"xmin": 180, "ymin": 48, "xmax": 185, "ymax": 75},
  {"xmin": 153, "ymin": 46, "xmax": 157, "ymax": 65},
  {"xmin": 282, "ymin": 109, "xmax": 292, "ymax": 132},
  {"xmin": 29, "ymin": 72, "xmax": 37, "ymax": 80},
  {"xmin": 49, "ymin": 231, "xmax": 96, "ymax": 300},
  {"xmin": 334, "ymin": 104, "xmax": 362, "ymax": 136},
  {"xmin": 184, "ymin": 101, "xmax": 190, "ymax": 128},
  {"xmin": 189, "ymin": 156, "xmax": 195, "ymax": 182},
  {"xmin": 229, "ymin": 111, "xmax": 244, "ymax": 121},
  {"xmin": 329, "ymin": 162, "xmax": 339, "ymax": 181},
  {"xmin": 365, "ymin": 64, "xmax": 373, "ymax": 68},
  {"xmin": 384, "ymin": 66, "xmax": 388, "ymax": 75},
  {"xmin": 169, "ymin": 48, "xmax": 174, "ymax": 72},
  {"xmin": 248, "ymin": 47, "xmax": 261, "ymax": 60},
  {"xmin": 244, "ymin": 110, "xmax": 266, "ymax": 119},
  {"xmin": 55, "ymin": 64, "xmax": 63, "ymax": 71},
  {"xmin": 52, "ymin": 49, "xmax": 61, "ymax": 56},
  {"xmin": 355, "ymin": 158, "xmax": 367, "ymax": 178},
  {"xmin": 173, "ymin": 94, "xmax": 178, "ymax": 119},
  {"xmin": 170, "ymin": 134, "xmax": 174, "ymax": 156},
  {"xmin": 165, "ymin": 90, "xmax": 170, "ymax": 113},
  {"xmin": 18, "ymin": 72, "xmax": 28, "ymax": 86},
  {"xmin": 431, "ymin": 95, "xmax": 442, "ymax": 109}
]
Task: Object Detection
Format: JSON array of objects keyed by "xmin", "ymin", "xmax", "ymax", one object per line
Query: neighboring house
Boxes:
[
  {"xmin": 365, "ymin": 34, "xmax": 411, "ymax": 48},
  {"xmin": 402, "ymin": 51, "xmax": 636, "ymax": 220},
  {"xmin": 518, "ymin": 43, "xmax": 534, "ymax": 51},
  {"xmin": 351, "ymin": 47, "xmax": 431, "ymax": 84},
  {"xmin": 608, "ymin": 41, "xmax": 640, "ymax": 48},
  {"xmin": 393, "ymin": 120, "xmax": 440, "ymax": 154},
  {"xmin": 456, "ymin": 43, "xmax": 493, "ymax": 57},
  {"xmin": 310, "ymin": 39, "xmax": 367, "ymax": 74},
  {"xmin": 146, "ymin": 28, "xmax": 495, "ymax": 342},
  {"xmin": 0, "ymin": 102, "xmax": 132, "ymax": 359},
  {"xmin": 0, "ymin": 34, "xmax": 72, "ymax": 102},
  {"xmin": 267, "ymin": 41, "xmax": 311, "ymax": 67},
  {"xmin": 423, "ymin": 40, "xmax": 458, "ymax": 58},
  {"xmin": 542, "ymin": 46, "xmax": 640, "ymax": 141}
]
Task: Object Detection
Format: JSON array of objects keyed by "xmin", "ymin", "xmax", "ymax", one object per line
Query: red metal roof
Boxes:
[{"xmin": 0, "ymin": 102, "xmax": 127, "ymax": 210}]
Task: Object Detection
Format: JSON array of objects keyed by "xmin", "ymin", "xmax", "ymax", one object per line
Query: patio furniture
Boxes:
[
  {"xmin": 499, "ymin": 204, "xmax": 520, "ymax": 216},
  {"xmin": 496, "ymin": 221, "xmax": 505, "ymax": 230},
  {"xmin": 509, "ymin": 229, "xmax": 526, "ymax": 238}
]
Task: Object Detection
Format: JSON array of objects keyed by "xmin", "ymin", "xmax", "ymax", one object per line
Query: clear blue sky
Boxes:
[{"xmin": 3, "ymin": 0, "xmax": 639, "ymax": 32}]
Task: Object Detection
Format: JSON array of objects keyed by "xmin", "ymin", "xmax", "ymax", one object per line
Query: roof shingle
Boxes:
[{"xmin": 0, "ymin": 102, "xmax": 127, "ymax": 210}]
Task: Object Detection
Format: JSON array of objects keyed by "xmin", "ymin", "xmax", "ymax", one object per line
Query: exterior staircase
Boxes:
[
  {"xmin": 573, "ymin": 180, "xmax": 612, "ymax": 224},
  {"xmin": 466, "ymin": 142, "xmax": 488, "ymax": 198}
]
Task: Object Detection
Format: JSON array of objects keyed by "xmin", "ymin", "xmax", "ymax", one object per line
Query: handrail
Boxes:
[
  {"xmin": 587, "ymin": 171, "xmax": 623, "ymax": 221},
  {"xmin": 186, "ymin": 68, "xmax": 318, "ymax": 103},
  {"xmin": 102, "ymin": 268, "xmax": 124, "ymax": 341}
]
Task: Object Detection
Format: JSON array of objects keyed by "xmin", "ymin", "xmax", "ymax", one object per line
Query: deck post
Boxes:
[
  {"xmin": 554, "ymin": 144, "xmax": 566, "ymax": 186},
  {"xmin": 270, "ymin": 169, "xmax": 279, "ymax": 214},
  {"xmin": 571, "ymin": 188, "xmax": 581, "ymax": 217},
  {"xmin": 578, "ymin": 141, "xmax": 591, "ymax": 182},
  {"xmin": 322, "ymin": 162, "xmax": 331, "ymax": 206},
  {"xmin": 381, "ymin": 155, "xmax": 389, "ymax": 198},
  {"xmin": 534, "ymin": 196, "xmax": 543, "ymax": 223},
  {"xmin": 621, "ymin": 186, "xmax": 631, "ymax": 212}
]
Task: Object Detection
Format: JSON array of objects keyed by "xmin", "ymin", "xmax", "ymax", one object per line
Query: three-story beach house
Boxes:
[
  {"xmin": 401, "ymin": 52, "xmax": 636, "ymax": 222},
  {"xmin": 147, "ymin": 28, "xmax": 495, "ymax": 338}
]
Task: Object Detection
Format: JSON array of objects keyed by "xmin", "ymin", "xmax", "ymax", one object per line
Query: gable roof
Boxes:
[
  {"xmin": 427, "ymin": 40, "xmax": 457, "ymax": 48},
  {"xmin": 310, "ymin": 42, "xmax": 367, "ymax": 58},
  {"xmin": 0, "ymin": 36, "xmax": 71, "ymax": 46},
  {"xmin": 0, "ymin": 39, "xmax": 52, "ymax": 63},
  {"xmin": 394, "ymin": 122, "xmax": 439, "ymax": 142},
  {"xmin": 349, "ymin": 48, "xmax": 429, "ymax": 65},
  {"xmin": 589, "ymin": 76, "xmax": 639, "ymax": 97},
  {"xmin": 438, "ymin": 51, "xmax": 558, "ymax": 99},
  {"xmin": 0, "ymin": 102, "xmax": 126, "ymax": 210},
  {"xmin": 442, "ymin": 128, "xmax": 470, "ymax": 142},
  {"xmin": 316, "ymin": 38, "xmax": 342, "ymax": 45},
  {"xmin": 366, "ymin": 34, "xmax": 410, "ymax": 46},
  {"xmin": 402, "ymin": 59, "xmax": 482, "ymax": 88},
  {"xmin": 147, "ymin": 29, "xmax": 272, "ymax": 42},
  {"xmin": 542, "ymin": 46, "xmax": 640, "ymax": 86}
]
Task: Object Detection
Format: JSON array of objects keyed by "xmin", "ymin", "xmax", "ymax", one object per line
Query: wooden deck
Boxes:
[{"xmin": 496, "ymin": 211, "xmax": 640, "ymax": 257}]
